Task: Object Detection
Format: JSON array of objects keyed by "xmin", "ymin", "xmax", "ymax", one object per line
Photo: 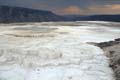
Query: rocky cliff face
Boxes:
[{"xmin": 0, "ymin": 6, "xmax": 65, "ymax": 23}]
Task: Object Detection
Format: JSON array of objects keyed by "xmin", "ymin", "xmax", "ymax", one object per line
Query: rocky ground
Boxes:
[{"xmin": 94, "ymin": 38, "xmax": 120, "ymax": 80}]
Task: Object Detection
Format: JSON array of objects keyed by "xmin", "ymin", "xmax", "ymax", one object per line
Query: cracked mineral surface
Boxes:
[{"xmin": 0, "ymin": 21, "xmax": 120, "ymax": 80}]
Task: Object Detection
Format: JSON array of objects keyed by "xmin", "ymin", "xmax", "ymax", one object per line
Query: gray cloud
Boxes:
[{"xmin": 0, "ymin": 0, "xmax": 120, "ymax": 15}]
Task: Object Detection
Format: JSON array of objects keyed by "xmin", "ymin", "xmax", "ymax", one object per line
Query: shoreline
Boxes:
[{"xmin": 90, "ymin": 38, "xmax": 120, "ymax": 80}]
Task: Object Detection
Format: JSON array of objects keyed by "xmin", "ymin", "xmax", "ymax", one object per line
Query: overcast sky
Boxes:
[{"xmin": 0, "ymin": 0, "xmax": 120, "ymax": 15}]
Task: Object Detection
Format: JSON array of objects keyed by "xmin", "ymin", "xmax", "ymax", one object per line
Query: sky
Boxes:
[{"xmin": 0, "ymin": 0, "xmax": 120, "ymax": 15}]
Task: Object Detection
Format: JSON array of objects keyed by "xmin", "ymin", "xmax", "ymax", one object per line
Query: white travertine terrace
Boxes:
[{"xmin": 0, "ymin": 21, "xmax": 120, "ymax": 80}]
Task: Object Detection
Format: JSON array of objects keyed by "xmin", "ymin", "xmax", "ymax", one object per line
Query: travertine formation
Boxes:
[
  {"xmin": 0, "ymin": 21, "xmax": 120, "ymax": 80},
  {"xmin": 95, "ymin": 39, "xmax": 120, "ymax": 80}
]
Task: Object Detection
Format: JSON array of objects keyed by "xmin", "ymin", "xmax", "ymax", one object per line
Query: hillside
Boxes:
[
  {"xmin": 72, "ymin": 15, "xmax": 120, "ymax": 22},
  {"xmin": 0, "ymin": 5, "xmax": 65, "ymax": 23},
  {"xmin": 0, "ymin": 5, "xmax": 120, "ymax": 23}
]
